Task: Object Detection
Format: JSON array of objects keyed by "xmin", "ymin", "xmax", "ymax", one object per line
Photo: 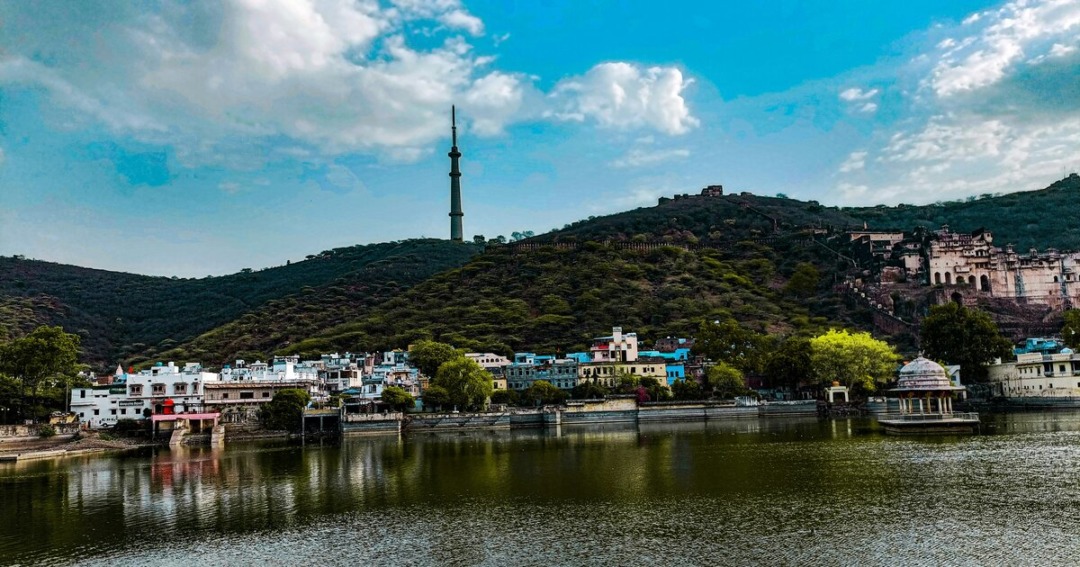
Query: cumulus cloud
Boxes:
[
  {"xmin": 838, "ymin": 151, "xmax": 867, "ymax": 173},
  {"xmin": 549, "ymin": 63, "xmax": 699, "ymax": 135},
  {"xmin": 831, "ymin": 1, "xmax": 1080, "ymax": 205},
  {"xmin": 927, "ymin": 0, "xmax": 1080, "ymax": 98},
  {"xmin": 0, "ymin": 0, "xmax": 696, "ymax": 170}
]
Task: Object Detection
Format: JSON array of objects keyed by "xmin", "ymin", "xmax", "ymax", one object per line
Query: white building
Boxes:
[
  {"xmin": 71, "ymin": 362, "xmax": 217, "ymax": 429},
  {"xmin": 988, "ymin": 349, "xmax": 1080, "ymax": 397},
  {"xmin": 590, "ymin": 327, "xmax": 639, "ymax": 363}
]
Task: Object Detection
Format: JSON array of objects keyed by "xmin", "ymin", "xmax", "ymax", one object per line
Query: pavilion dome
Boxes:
[{"xmin": 896, "ymin": 356, "xmax": 954, "ymax": 390}]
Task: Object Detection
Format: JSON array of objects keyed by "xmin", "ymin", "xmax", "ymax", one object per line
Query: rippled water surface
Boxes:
[{"xmin": 4, "ymin": 413, "xmax": 1080, "ymax": 565}]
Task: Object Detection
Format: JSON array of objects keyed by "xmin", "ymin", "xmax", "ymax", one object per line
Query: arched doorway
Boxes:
[
  {"xmin": 945, "ymin": 273, "xmax": 952, "ymax": 285},
  {"xmin": 981, "ymin": 275, "xmax": 990, "ymax": 292},
  {"xmin": 935, "ymin": 272, "xmax": 942, "ymax": 285}
]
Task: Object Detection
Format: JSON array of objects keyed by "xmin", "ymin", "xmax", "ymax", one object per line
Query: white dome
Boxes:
[{"xmin": 896, "ymin": 356, "xmax": 954, "ymax": 390}]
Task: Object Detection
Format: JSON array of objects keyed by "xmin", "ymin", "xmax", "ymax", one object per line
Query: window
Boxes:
[
  {"xmin": 174, "ymin": 383, "xmax": 187, "ymax": 395},
  {"xmin": 222, "ymin": 393, "xmax": 230, "ymax": 399},
  {"xmin": 152, "ymin": 384, "xmax": 166, "ymax": 396},
  {"xmin": 93, "ymin": 409, "xmax": 99, "ymax": 416},
  {"xmin": 111, "ymin": 409, "xmax": 116, "ymax": 415},
  {"xmin": 121, "ymin": 409, "xmax": 127, "ymax": 415},
  {"xmin": 80, "ymin": 390, "xmax": 86, "ymax": 399},
  {"xmin": 239, "ymin": 392, "xmax": 254, "ymax": 400},
  {"xmin": 263, "ymin": 392, "xmax": 270, "ymax": 398},
  {"xmin": 130, "ymin": 385, "xmax": 143, "ymax": 396}
]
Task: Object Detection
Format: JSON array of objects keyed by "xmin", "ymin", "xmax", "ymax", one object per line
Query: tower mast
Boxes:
[{"xmin": 448, "ymin": 106, "xmax": 464, "ymax": 242}]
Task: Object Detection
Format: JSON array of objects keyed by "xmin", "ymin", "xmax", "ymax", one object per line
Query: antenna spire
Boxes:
[{"xmin": 451, "ymin": 105, "xmax": 457, "ymax": 147}]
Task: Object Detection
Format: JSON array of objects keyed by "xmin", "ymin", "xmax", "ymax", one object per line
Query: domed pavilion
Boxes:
[{"xmin": 878, "ymin": 357, "xmax": 979, "ymax": 435}]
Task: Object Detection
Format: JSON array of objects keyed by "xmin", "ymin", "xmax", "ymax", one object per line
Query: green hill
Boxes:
[
  {"xmin": 844, "ymin": 173, "xmax": 1080, "ymax": 251},
  {"xmin": 7, "ymin": 175, "xmax": 1079, "ymax": 369},
  {"xmin": 0, "ymin": 240, "xmax": 481, "ymax": 368}
]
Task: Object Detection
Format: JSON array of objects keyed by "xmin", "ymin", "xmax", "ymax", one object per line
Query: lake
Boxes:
[{"xmin": 3, "ymin": 412, "xmax": 1080, "ymax": 565}]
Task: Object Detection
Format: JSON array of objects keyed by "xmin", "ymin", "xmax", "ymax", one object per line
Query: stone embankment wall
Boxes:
[{"xmin": 0, "ymin": 424, "xmax": 80, "ymax": 444}]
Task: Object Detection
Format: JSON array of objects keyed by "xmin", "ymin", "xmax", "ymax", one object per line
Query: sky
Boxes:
[{"xmin": 2, "ymin": 0, "xmax": 1079, "ymax": 277}]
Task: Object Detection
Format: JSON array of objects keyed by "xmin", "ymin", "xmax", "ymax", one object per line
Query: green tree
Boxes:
[
  {"xmin": 380, "ymin": 386, "xmax": 414, "ymax": 412},
  {"xmin": 920, "ymin": 302, "xmax": 1012, "ymax": 383},
  {"xmin": 522, "ymin": 380, "xmax": 567, "ymax": 406},
  {"xmin": 784, "ymin": 262, "xmax": 821, "ymax": 298},
  {"xmin": 809, "ymin": 329, "xmax": 900, "ymax": 394},
  {"xmin": 670, "ymin": 378, "xmax": 703, "ymax": 400},
  {"xmin": 694, "ymin": 319, "xmax": 771, "ymax": 374},
  {"xmin": 422, "ymin": 385, "xmax": 451, "ymax": 410},
  {"xmin": 433, "ymin": 358, "xmax": 493, "ymax": 411},
  {"xmin": 763, "ymin": 337, "xmax": 813, "ymax": 391},
  {"xmin": 615, "ymin": 372, "xmax": 640, "ymax": 394},
  {"xmin": 259, "ymin": 388, "xmax": 311, "ymax": 432},
  {"xmin": 1062, "ymin": 309, "xmax": 1080, "ymax": 349},
  {"xmin": 410, "ymin": 340, "xmax": 464, "ymax": 378},
  {"xmin": 706, "ymin": 362, "xmax": 746, "ymax": 399},
  {"xmin": 640, "ymin": 376, "xmax": 672, "ymax": 402},
  {"xmin": 0, "ymin": 326, "xmax": 81, "ymax": 397},
  {"xmin": 571, "ymin": 381, "xmax": 607, "ymax": 400},
  {"xmin": 490, "ymin": 389, "xmax": 520, "ymax": 405}
]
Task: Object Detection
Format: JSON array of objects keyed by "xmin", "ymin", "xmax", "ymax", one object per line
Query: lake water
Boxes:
[{"xmin": 3, "ymin": 413, "xmax": 1080, "ymax": 565}]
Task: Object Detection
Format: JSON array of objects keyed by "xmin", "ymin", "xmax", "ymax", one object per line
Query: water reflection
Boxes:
[{"xmin": 4, "ymin": 413, "xmax": 1080, "ymax": 564}]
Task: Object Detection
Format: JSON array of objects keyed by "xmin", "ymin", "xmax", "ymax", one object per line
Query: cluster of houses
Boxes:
[{"xmin": 72, "ymin": 327, "xmax": 706, "ymax": 429}]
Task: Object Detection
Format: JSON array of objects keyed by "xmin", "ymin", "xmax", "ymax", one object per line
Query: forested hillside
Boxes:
[
  {"xmin": 845, "ymin": 174, "xmax": 1080, "ymax": 250},
  {"xmin": 7, "ymin": 175, "xmax": 1079, "ymax": 369},
  {"xmin": 0, "ymin": 240, "xmax": 480, "ymax": 368}
]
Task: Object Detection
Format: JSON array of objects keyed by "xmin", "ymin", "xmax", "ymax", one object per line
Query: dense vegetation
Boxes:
[
  {"xmin": 4, "ymin": 175, "xmax": 1079, "ymax": 370},
  {"xmin": 0, "ymin": 240, "xmax": 480, "ymax": 369},
  {"xmin": 845, "ymin": 174, "xmax": 1080, "ymax": 251}
]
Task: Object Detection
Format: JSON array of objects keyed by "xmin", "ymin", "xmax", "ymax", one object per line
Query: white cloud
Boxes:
[
  {"xmin": 439, "ymin": 9, "xmax": 484, "ymax": 35},
  {"xmin": 839, "ymin": 87, "xmax": 879, "ymax": 114},
  {"xmin": 549, "ymin": 63, "xmax": 699, "ymax": 135},
  {"xmin": 1049, "ymin": 42, "xmax": 1078, "ymax": 57},
  {"xmin": 927, "ymin": 0, "xmax": 1080, "ymax": 97},
  {"xmin": 610, "ymin": 148, "xmax": 690, "ymax": 168},
  {"xmin": 839, "ymin": 87, "xmax": 878, "ymax": 101},
  {"xmin": 0, "ymin": 0, "xmax": 695, "ymax": 170},
  {"xmin": 838, "ymin": 151, "xmax": 867, "ymax": 173}
]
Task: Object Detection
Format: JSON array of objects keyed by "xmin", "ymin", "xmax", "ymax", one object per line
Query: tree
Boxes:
[
  {"xmin": 410, "ymin": 340, "xmax": 463, "ymax": 378},
  {"xmin": 433, "ymin": 358, "xmax": 493, "ymax": 411},
  {"xmin": 920, "ymin": 302, "xmax": 1012, "ymax": 383},
  {"xmin": 1063, "ymin": 309, "xmax": 1080, "ymax": 349},
  {"xmin": 0, "ymin": 326, "xmax": 81, "ymax": 397},
  {"xmin": 472, "ymin": 234, "xmax": 486, "ymax": 245},
  {"xmin": 571, "ymin": 381, "xmax": 607, "ymax": 400},
  {"xmin": 671, "ymin": 378, "xmax": 703, "ymax": 400},
  {"xmin": 809, "ymin": 329, "xmax": 900, "ymax": 394},
  {"xmin": 522, "ymin": 380, "xmax": 567, "ymax": 406},
  {"xmin": 380, "ymin": 386, "xmax": 414, "ymax": 412},
  {"xmin": 259, "ymin": 388, "xmax": 311, "ymax": 432},
  {"xmin": 706, "ymin": 362, "xmax": 746, "ymax": 399},
  {"xmin": 694, "ymin": 319, "xmax": 771, "ymax": 374},
  {"xmin": 763, "ymin": 337, "xmax": 813, "ymax": 391},
  {"xmin": 490, "ymin": 389, "xmax": 520, "ymax": 405},
  {"xmin": 784, "ymin": 262, "xmax": 821, "ymax": 298},
  {"xmin": 422, "ymin": 385, "xmax": 451, "ymax": 411},
  {"xmin": 640, "ymin": 376, "xmax": 672, "ymax": 402}
]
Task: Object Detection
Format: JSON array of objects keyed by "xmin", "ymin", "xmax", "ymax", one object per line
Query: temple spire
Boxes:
[{"xmin": 448, "ymin": 106, "xmax": 464, "ymax": 242}]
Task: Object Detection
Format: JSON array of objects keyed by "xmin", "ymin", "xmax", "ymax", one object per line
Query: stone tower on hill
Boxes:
[{"xmin": 448, "ymin": 106, "xmax": 464, "ymax": 242}]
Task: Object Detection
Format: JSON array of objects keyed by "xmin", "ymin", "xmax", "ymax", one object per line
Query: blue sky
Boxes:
[{"xmin": 2, "ymin": 0, "xmax": 1079, "ymax": 277}]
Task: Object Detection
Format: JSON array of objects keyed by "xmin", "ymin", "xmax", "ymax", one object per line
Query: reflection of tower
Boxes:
[{"xmin": 448, "ymin": 106, "xmax": 464, "ymax": 242}]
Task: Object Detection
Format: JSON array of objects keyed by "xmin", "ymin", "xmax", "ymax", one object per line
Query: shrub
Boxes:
[{"xmin": 38, "ymin": 424, "xmax": 56, "ymax": 438}]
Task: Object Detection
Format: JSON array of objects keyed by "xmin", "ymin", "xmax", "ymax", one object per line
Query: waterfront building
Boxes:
[
  {"xmin": 590, "ymin": 327, "xmax": 639, "ymax": 362},
  {"xmin": 314, "ymin": 352, "xmax": 364, "ymax": 393},
  {"xmin": 506, "ymin": 354, "xmax": 579, "ymax": 391},
  {"xmin": 879, "ymin": 357, "xmax": 978, "ymax": 434},
  {"xmin": 206, "ymin": 357, "xmax": 321, "ymax": 421},
  {"xmin": 466, "ymin": 352, "xmax": 511, "ymax": 390},
  {"xmin": 988, "ymin": 348, "xmax": 1080, "ymax": 399},
  {"xmin": 576, "ymin": 360, "xmax": 667, "ymax": 388},
  {"xmin": 71, "ymin": 362, "xmax": 215, "ymax": 429}
]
